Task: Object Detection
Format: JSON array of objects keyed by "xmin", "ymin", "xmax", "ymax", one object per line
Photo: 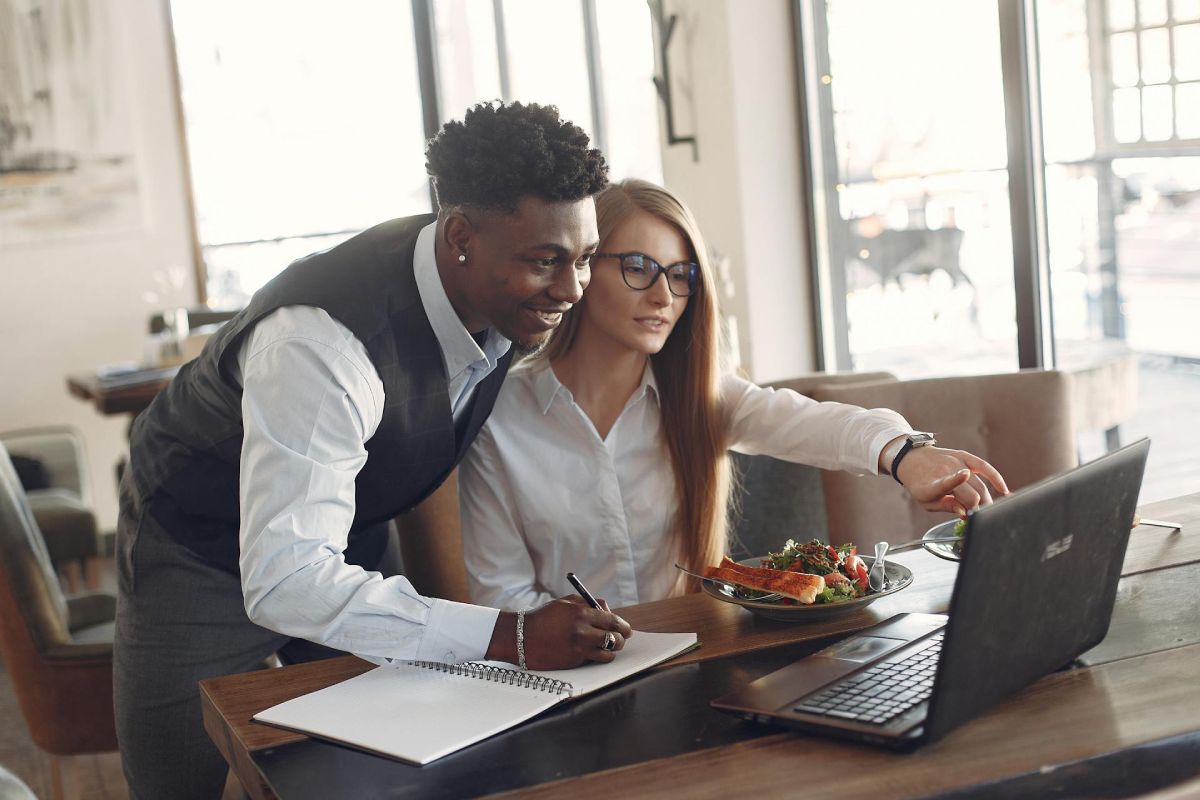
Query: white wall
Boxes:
[
  {"xmin": 0, "ymin": 1, "xmax": 196, "ymax": 529},
  {"xmin": 658, "ymin": 0, "xmax": 817, "ymax": 383}
]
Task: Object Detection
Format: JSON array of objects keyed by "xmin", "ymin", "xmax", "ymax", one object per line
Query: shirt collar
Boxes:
[
  {"xmin": 413, "ymin": 222, "xmax": 511, "ymax": 377},
  {"xmin": 641, "ymin": 362, "xmax": 661, "ymax": 403},
  {"xmin": 527, "ymin": 358, "xmax": 660, "ymax": 416}
]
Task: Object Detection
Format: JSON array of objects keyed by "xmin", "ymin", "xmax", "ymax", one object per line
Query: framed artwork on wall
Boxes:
[{"xmin": 0, "ymin": 0, "xmax": 144, "ymax": 247}]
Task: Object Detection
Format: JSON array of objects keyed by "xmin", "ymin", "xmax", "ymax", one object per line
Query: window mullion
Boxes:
[
  {"xmin": 795, "ymin": 0, "xmax": 850, "ymax": 371},
  {"xmin": 998, "ymin": 0, "xmax": 1055, "ymax": 368},
  {"xmin": 493, "ymin": 0, "xmax": 511, "ymax": 101},
  {"xmin": 411, "ymin": 0, "xmax": 441, "ymax": 209},
  {"xmin": 581, "ymin": 0, "xmax": 607, "ymax": 155}
]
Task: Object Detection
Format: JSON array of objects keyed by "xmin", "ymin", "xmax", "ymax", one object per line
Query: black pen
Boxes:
[{"xmin": 566, "ymin": 572, "xmax": 601, "ymax": 609}]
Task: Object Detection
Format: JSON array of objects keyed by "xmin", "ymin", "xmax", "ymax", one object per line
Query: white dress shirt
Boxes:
[
  {"xmin": 235, "ymin": 221, "xmax": 510, "ymax": 665},
  {"xmin": 459, "ymin": 360, "xmax": 912, "ymax": 611}
]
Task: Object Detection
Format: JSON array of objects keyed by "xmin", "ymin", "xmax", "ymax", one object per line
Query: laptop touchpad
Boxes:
[{"xmin": 817, "ymin": 635, "xmax": 909, "ymax": 663}]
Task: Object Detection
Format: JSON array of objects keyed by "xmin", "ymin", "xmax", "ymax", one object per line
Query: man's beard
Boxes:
[{"xmin": 512, "ymin": 335, "xmax": 548, "ymax": 359}]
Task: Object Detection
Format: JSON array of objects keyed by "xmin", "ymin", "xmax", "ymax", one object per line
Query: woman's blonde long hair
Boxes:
[{"xmin": 538, "ymin": 178, "xmax": 731, "ymax": 593}]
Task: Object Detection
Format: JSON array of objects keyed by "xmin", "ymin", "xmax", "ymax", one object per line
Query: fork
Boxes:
[
  {"xmin": 673, "ymin": 563, "xmax": 784, "ymax": 602},
  {"xmin": 888, "ymin": 535, "xmax": 961, "ymax": 553}
]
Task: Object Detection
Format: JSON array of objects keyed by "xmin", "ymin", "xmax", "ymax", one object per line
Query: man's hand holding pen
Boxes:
[{"xmin": 485, "ymin": 576, "xmax": 632, "ymax": 670}]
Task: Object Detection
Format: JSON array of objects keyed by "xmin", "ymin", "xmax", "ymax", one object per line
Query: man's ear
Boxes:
[{"xmin": 442, "ymin": 209, "xmax": 475, "ymax": 263}]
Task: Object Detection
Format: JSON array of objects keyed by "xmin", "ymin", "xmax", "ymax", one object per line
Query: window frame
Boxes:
[{"xmin": 795, "ymin": 0, "xmax": 1057, "ymax": 371}]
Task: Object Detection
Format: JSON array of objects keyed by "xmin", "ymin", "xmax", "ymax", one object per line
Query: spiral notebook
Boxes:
[{"xmin": 254, "ymin": 630, "xmax": 698, "ymax": 765}]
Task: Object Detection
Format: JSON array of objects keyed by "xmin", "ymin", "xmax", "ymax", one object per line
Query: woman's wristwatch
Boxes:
[{"xmin": 889, "ymin": 432, "xmax": 937, "ymax": 485}]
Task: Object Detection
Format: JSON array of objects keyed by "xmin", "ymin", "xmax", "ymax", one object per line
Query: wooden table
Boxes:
[
  {"xmin": 201, "ymin": 493, "xmax": 1200, "ymax": 799},
  {"xmin": 65, "ymin": 367, "xmax": 177, "ymax": 416}
]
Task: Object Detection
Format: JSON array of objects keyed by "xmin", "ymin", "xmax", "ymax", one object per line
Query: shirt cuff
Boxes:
[
  {"xmin": 414, "ymin": 599, "xmax": 500, "ymax": 664},
  {"xmin": 867, "ymin": 425, "xmax": 914, "ymax": 476}
]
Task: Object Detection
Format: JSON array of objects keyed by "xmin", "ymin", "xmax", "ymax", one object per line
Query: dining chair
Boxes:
[
  {"xmin": 0, "ymin": 442, "xmax": 118, "ymax": 800},
  {"xmin": 728, "ymin": 371, "xmax": 898, "ymax": 559},
  {"xmin": 811, "ymin": 369, "xmax": 1077, "ymax": 549}
]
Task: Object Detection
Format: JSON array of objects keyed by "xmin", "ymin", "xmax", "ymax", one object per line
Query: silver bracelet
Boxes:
[{"xmin": 516, "ymin": 609, "xmax": 527, "ymax": 670}]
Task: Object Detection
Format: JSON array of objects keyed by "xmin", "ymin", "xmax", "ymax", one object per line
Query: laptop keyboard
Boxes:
[{"xmin": 794, "ymin": 632, "xmax": 944, "ymax": 725}]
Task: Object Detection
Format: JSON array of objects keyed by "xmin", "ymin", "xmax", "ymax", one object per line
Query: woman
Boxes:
[{"xmin": 459, "ymin": 179, "xmax": 1006, "ymax": 610}]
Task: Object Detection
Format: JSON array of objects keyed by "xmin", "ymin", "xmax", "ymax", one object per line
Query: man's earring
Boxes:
[{"xmin": 458, "ymin": 254, "xmax": 467, "ymax": 263}]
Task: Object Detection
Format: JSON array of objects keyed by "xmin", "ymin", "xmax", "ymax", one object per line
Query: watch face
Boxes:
[{"xmin": 911, "ymin": 433, "xmax": 936, "ymax": 447}]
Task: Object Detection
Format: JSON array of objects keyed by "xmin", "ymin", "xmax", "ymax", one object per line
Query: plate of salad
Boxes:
[
  {"xmin": 922, "ymin": 518, "xmax": 967, "ymax": 561},
  {"xmin": 699, "ymin": 539, "xmax": 914, "ymax": 622}
]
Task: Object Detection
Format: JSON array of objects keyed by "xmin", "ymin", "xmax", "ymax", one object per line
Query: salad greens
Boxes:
[
  {"xmin": 761, "ymin": 538, "xmax": 870, "ymax": 603},
  {"xmin": 763, "ymin": 538, "xmax": 852, "ymax": 575}
]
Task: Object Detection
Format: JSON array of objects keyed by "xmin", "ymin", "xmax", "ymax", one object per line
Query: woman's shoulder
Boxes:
[
  {"xmin": 502, "ymin": 356, "xmax": 552, "ymax": 391},
  {"xmin": 491, "ymin": 357, "xmax": 556, "ymax": 416}
]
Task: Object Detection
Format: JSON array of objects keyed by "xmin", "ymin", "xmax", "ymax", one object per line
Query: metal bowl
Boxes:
[
  {"xmin": 922, "ymin": 520, "xmax": 964, "ymax": 562},
  {"xmin": 699, "ymin": 555, "xmax": 914, "ymax": 622}
]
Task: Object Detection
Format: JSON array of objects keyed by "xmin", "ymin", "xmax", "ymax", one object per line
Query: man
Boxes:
[{"xmin": 114, "ymin": 102, "xmax": 631, "ymax": 799}]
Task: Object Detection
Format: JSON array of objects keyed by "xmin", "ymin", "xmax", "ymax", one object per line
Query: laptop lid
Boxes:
[{"xmin": 921, "ymin": 438, "xmax": 1150, "ymax": 744}]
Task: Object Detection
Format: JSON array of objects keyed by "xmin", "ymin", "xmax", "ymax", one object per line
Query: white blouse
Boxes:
[{"xmin": 458, "ymin": 360, "xmax": 912, "ymax": 611}]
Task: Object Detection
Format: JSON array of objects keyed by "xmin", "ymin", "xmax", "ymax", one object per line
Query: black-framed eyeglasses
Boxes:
[{"xmin": 593, "ymin": 252, "xmax": 700, "ymax": 297}]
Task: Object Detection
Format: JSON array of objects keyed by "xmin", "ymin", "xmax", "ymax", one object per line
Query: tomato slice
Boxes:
[{"xmin": 843, "ymin": 554, "xmax": 869, "ymax": 591}]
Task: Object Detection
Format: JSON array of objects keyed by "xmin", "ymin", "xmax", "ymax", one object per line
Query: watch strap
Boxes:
[
  {"xmin": 890, "ymin": 433, "xmax": 935, "ymax": 485},
  {"xmin": 890, "ymin": 438, "xmax": 916, "ymax": 485}
]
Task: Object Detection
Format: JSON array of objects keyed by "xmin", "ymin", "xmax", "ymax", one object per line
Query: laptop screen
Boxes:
[{"xmin": 923, "ymin": 439, "xmax": 1150, "ymax": 743}]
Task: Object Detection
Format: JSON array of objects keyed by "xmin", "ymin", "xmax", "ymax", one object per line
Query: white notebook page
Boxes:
[{"xmin": 253, "ymin": 630, "xmax": 697, "ymax": 765}]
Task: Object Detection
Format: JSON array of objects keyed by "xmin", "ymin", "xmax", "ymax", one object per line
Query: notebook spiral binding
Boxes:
[{"xmin": 409, "ymin": 660, "xmax": 574, "ymax": 696}]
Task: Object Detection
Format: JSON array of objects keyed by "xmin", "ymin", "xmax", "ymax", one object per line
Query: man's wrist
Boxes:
[{"xmin": 486, "ymin": 611, "xmax": 517, "ymax": 664}]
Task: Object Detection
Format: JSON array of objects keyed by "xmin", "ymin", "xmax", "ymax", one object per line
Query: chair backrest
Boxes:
[
  {"xmin": 394, "ymin": 469, "xmax": 471, "ymax": 603},
  {"xmin": 148, "ymin": 307, "xmax": 238, "ymax": 334},
  {"xmin": 0, "ymin": 426, "xmax": 90, "ymax": 505},
  {"xmin": 0, "ymin": 442, "xmax": 72, "ymax": 646},
  {"xmin": 728, "ymin": 371, "xmax": 898, "ymax": 558},
  {"xmin": 812, "ymin": 369, "xmax": 1076, "ymax": 549}
]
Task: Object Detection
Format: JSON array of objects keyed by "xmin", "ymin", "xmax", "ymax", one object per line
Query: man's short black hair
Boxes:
[{"xmin": 426, "ymin": 101, "xmax": 608, "ymax": 214}]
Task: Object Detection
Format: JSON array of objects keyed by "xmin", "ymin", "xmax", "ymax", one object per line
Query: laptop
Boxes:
[{"xmin": 711, "ymin": 438, "xmax": 1151, "ymax": 750}]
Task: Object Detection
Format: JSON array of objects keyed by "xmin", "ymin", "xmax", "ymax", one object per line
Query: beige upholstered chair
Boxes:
[
  {"xmin": 767, "ymin": 371, "xmax": 899, "ymax": 398},
  {"xmin": 394, "ymin": 468, "xmax": 471, "ymax": 603},
  {"xmin": 812, "ymin": 369, "xmax": 1077, "ymax": 549},
  {"xmin": 0, "ymin": 427, "xmax": 101, "ymax": 592},
  {"xmin": 728, "ymin": 371, "xmax": 898, "ymax": 558},
  {"xmin": 0, "ymin": 442, "xmax": 117, "ymax": 800}
]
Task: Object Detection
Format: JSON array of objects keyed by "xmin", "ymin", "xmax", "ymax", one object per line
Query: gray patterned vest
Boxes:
[{"xmin": 128, "ymin": 214, "xmax": 515, "ymax": 573}]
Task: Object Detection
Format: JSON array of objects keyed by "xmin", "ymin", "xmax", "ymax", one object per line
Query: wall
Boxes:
[
  {"xmin": 658, "ymin": 0, "xmax": 817, "ymax": 383},
  {"xmin": 0, "ymin": 1, "xmax": 196, "ymax": 529}
]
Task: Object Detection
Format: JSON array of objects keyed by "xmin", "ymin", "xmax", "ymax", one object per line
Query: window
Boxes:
[
  {"xmin": 799, "ymin": 0, "xmax": 1200, "ymax": 503},
  {"xmin": 801, "ymin": 0, "xmax": 1017, "ymax": 377},
  {"xmin": 169, "ymin": 1, "xmax": 430, "ymax": 309},
  {"xmin": 1101, "ymin": 0, "xmax": 1200, "ymax": 145},
  {"xmin": 1039, "ymin": 0, "xmax": 1200, "ymax": 501},
  {"xmin": 171, "ymin": 0, "xmax": 662, "ymax": 308},
  {"xmin": 430, "ymin": 0, "xmax": 662, "ymax": 183}
]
